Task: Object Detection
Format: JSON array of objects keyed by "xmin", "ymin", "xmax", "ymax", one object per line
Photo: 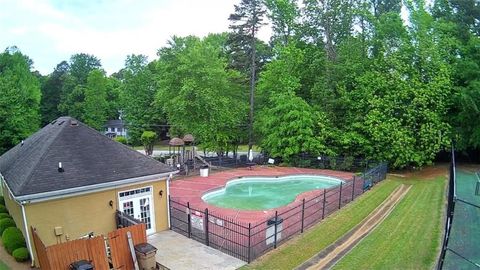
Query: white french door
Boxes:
[{"xmin": 118, "ymin": 187, "xmax": 156, "ymax": 235}]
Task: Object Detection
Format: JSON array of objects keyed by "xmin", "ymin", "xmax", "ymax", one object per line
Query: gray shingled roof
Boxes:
[
  {"xmin": 104, "ymin": 119, "xmax": 125, "ymax": 128},
  {"xmin": 0, "ymin": 117, "xmax": 174, "ymax": 198}
]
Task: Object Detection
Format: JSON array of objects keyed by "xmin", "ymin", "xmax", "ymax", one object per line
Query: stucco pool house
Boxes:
[{"xmin": 0, "ymin": 116, "xmax": 177, "ymax": 267}]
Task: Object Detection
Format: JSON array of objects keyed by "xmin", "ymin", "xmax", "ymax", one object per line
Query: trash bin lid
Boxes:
[
  {"xmin": 70, "ymin": 260, "xmax": 93, "ymax": 270},
  {"xmin": 135, "ymin": 243, "xmax": 158, "ymax": 255}
]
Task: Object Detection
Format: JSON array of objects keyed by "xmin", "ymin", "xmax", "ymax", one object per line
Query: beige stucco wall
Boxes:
[
  {"xmin": 2, "ymin": 182, "xmax": 26, "ymax": 239},
  {"xmin": 23, "ymin": 178, "xmax": 169, "ymax": 267}
]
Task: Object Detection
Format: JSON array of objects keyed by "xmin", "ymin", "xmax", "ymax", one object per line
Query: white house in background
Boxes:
[{"xmin": 104, "ymin": 119, "xmax": 128, "ymax": 138}]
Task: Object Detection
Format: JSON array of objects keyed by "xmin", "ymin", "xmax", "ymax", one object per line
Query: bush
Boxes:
[
  {"xmin": 0, "ymin": 218, "xmax": 15, "ymax": 235},
  {"xmin": 0, "ymin": 213, "xmax": 11, "ymax": 220},
  {"xmin": 114, "ymin": 136, "xmax": 128, "ymax": 145},
  {"xmin": 12, "ymin": 247, "xmax": 29, "ymax": 262},
  {"xmin": 2, "ymin": 227, "xmax": 26, "ymax": 254},
  {"xmin": 0, "ymin": 205, "xmax": 8, "ymax": 214},
  {"xmin": 0, "ymin": 196, "xmax": 5, "ymax": 205}
]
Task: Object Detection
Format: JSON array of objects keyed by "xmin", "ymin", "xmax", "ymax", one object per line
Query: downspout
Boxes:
[
  {"xmin": 21, "ymin": 203, "xmax": 35, "ymax": 268},
  {"xmin": 166, "ymin": 173, "xmax": 172, "ymax": 229}
]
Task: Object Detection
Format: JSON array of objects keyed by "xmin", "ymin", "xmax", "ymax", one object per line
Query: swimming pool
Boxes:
[{"xmin": 202, "ymin": 175, "xmax": 344, "ymax": 210}]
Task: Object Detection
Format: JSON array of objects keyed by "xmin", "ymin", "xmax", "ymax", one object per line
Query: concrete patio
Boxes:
[{"xmin": 148, "ymin": 230, "xmax": 246, "ymax": 270}]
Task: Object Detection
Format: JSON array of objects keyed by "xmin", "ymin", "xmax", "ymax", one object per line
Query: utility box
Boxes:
[
  {"xmin": 200, "ymin": 165, "xmax": 209, "ymax": 177},
  {"xmin": 135, "ymin": 243, "xmax": 158, "ymax": 270},
  {"xmin": 69, "ymin": 260, "xmax": 93, "ymax": 270},
  {"xmin": 265, "ymin": 217, "xmax": 283, "ymax": 246}
]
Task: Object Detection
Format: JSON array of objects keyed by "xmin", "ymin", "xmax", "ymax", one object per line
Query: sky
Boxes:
[{"xmin": 0, "ymin": 0, "xmax": 272, "ymax": 75}]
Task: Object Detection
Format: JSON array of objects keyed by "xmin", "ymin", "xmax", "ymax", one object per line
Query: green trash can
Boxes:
[{"xmin": 135, "ymin": 243, "xmax": 158, "ymax": 270}]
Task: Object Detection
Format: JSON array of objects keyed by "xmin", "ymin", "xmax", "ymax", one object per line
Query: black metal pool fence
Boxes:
[{"xmin": 169, "ymin": 159, "xmax": 388, "ymax": 263}]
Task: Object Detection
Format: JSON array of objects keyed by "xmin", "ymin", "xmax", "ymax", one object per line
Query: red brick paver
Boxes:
[{"xmin": 170, "ymin": 166, "xmax": 354, "ymax": 224}]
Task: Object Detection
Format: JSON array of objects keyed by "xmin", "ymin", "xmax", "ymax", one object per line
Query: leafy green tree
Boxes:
[
  {"xmin": 0, "ymin": 47, "xmax": 41, "ymax": 153},
  {"xmin": 265, "ymin": 0, "xmax": 300, "ymax": 45},
  {"xmin": 120, "ymin": 54, "xmax": 164, "ymax": 145},
  {"xmin": 257, "ymin": 92, "xmax": 330, "ymax": 163},
  {"xmin": 40, "ymin": 61, "xmax": 69, "ymax": 124},
  {"xmin": 83, "ymin": 70, "xmax": 108, "ymax": 130},
  {"xmin": 433, "ymin": 0, "xmax": 480, "ymax": 153},
  {"xmin": 58, "ymin": 53, "xmax": 103, "ymax": 119},
  {"xmin": 228, "ymin": 0, "xmax": 267, "ymax": 152},
  {"xmin": 156, "ymin": 36, "xmax": 247, "ymax": 154},
  {"xmin": 141, "ymin": 131, "xmax": 157, "ymax": 156}
]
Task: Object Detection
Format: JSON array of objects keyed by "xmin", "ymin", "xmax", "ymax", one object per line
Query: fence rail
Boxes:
[{"xmin": 169, "ymin": 159, "xmax": 388, "ymax": 262}]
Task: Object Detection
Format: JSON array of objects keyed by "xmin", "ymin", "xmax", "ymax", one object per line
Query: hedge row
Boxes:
[{"xmin": 0, "ymin": 195, "xmax": 29, "ymax": 262}]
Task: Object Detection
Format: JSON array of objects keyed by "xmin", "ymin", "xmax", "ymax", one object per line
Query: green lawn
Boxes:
[
  {"xmin": 334, "ymin": 176, "xmax": 445, "ymax": 269},
  {"xmin": 244, "ymin": 179, "xmax": 401, "ymax": 270},
  {"xmin": 0, "ymin": 261, "xmax": 8, "ymax": 270},
  {"xmin": 244, "ymin": 174, "xmax": 446, "ymax": 270}
]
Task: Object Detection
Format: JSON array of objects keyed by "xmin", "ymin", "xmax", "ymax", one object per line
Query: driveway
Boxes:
[{"xmin": 148, "ymin": 230, "xmax": 246, "ymax": 270}]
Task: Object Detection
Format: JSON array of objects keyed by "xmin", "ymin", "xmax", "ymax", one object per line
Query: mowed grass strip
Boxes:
[
  {"xmin": 243, "ymin": 179, "xmax": 401, "ymax": 270},
  {"xmin": 333, "ymin": 176, "xmax": 446, "ymax": 270}
]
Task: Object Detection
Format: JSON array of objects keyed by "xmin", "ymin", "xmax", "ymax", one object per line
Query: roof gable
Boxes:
[{"xmin": 0, "ymin": 117, "xmax": 174, "ymax": 198}]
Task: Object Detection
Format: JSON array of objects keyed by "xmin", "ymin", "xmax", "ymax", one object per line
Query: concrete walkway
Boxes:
[{"xmin": 148, "ymin": 230, "xmax": 246, "ymax": 270}]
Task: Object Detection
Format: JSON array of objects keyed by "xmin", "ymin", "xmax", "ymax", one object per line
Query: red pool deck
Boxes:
[{"xmin": 169, "ymin": 166, "xmax": 354, "ymax": 225}]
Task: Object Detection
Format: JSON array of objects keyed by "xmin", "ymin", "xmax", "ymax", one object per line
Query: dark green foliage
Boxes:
[
  {"xmin": 114, "ymin": 136, "xmax": 128, "ymax": 145},
  {"xmin": 0, "ymin": 205, "xmax": 8, "ymax": 214},
  {"xmin": 0, "ymin": 196, "xmax": 4, "ymax": 205},
  {"xmin": 0, "ymin": 47, "xmax": 41, "ymax": 154},
  {"xmin": 0, "ymin": 213, "xmax": 12, "ymax": 220},
  {"xmin": 141, "ymin": 131, "xmax": 157, "ymax": 156},
  {"xmin": 2, "ymin": 227, "xmax": 26, "ymax": 254},
  {"xmin": 12, "ymin": 247, "xmax": 29, "ymax": 262},
  {"xmin": 0, "ymin": 218, "xmax": 16, "ymax": 236},
  {"xmin": 120, "ymin": 54, "xmax": 164, "ymax": 145}
]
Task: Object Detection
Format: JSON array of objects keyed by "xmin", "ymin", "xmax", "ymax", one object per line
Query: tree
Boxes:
[
  {"xmin": 0, "ymin": 47, "xmax": 41, "ymax": 153},
  {"xmin": 40, "ymin": 61, "xmax": 69, "ymax": 124},
  {"xmin": 58, "ymin": 53, "xmax": 103, "ymax": 119},
  {"xmin": 83, "ymin": 70, "xmax": 108, "ymax": 130},
  {"xmin": 141, "ymin": 131, "xmax": 157, "ymax": 156},
  {"xmin": 433, "ymin": 0, "xmax": 480, "ymax": 154},
  {"xmin": 265, "ymin": 0, "xmax": 300, "ymax": 45},
  {"xmin": 156, "ymin": 36, "xmax": 247, "ymax": 154},
  {"xmin": 120, "ymin": 54, "xmax": 164, "ymax": 144},
  {"xmin": 228, "ymin": 0, "xmax": 267, "ymax": 152},
  {"xmin": 256, "ymin": 92, "xmax": 330, "ymax": 163}
]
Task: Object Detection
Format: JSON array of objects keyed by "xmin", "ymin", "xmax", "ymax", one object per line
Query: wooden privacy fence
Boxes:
[
  {"xmin": 31, "ymin": 223, "xmax": 147, "ymax": 270},
  {"xmin": 108, "ymin": 224, "xmax": 147, "ymax": 270}
]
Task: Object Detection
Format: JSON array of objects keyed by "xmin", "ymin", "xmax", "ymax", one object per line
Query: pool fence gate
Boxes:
[{"xmin": 169, "ymin": 159, "xmax": 388, "ymax": 263}]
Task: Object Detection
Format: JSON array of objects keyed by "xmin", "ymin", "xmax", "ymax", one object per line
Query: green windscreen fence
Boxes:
[{"xmin": 442, "ymin": 170, "xmax": 480, "ymax": 269}]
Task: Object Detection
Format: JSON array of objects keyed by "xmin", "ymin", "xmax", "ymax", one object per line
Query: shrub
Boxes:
[
  {"xmin": 0, "ymin": 218, "xmax": 15, "ymax": 235},
  {"xmin": 141, "ymin": 131, "xmax": 157, "ymax": 156},
  {"xmin": 2, "ymin": 227, "xmax": 26, "ymax": 254},
  {"xmin": 0, "ymin": 213, "xmax": 11, "ymax": 220},
  {"xmin": 0, "ymin": 205, "xmax": 8, "ymax": 214},
  {"xmin": 114, "ymin": 136, "xmax": 128, "ymax": 145},
  {"xmin": 12, "ymin": 247, "xmax": 29, "ymax": 262},
  {"xmin": 0, "ymin": 196, "xmax": 5, "ymax": 205}
]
